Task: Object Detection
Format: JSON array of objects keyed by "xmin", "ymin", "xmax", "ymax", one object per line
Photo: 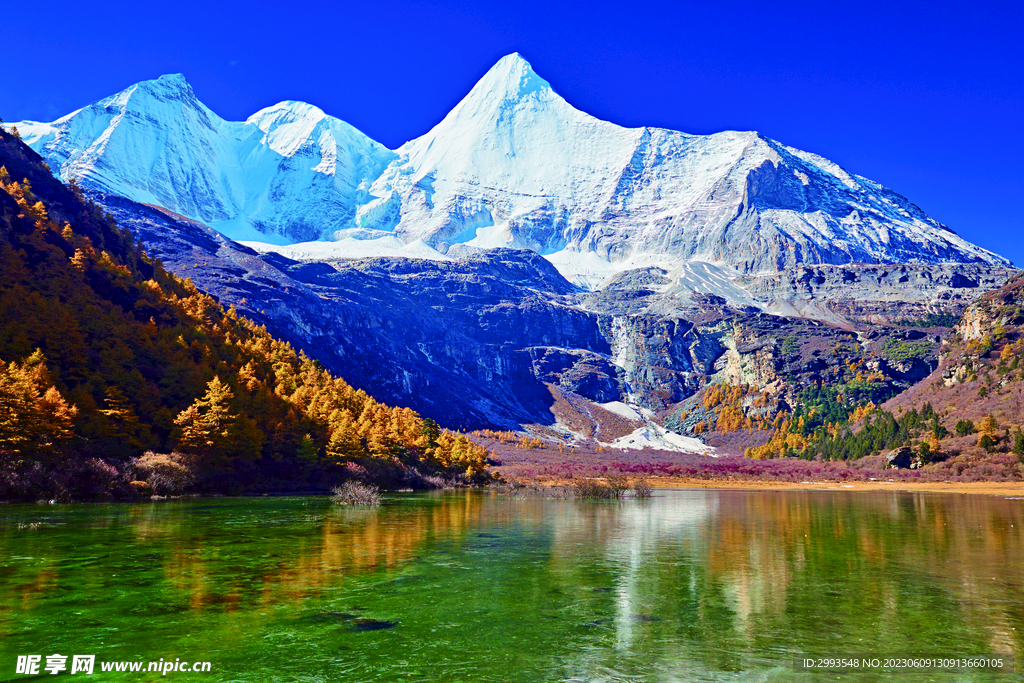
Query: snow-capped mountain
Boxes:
[
  {"xmin": 358, "ymin": 54, "xmax": 1006, "ymax": 274},
  {"xmin": 15, "ymin": 74, "xmax": 394, "ymax": 244},
  {"xmin": 14, "ymin": 55, "xmax": 1010, "ymax": 273}
]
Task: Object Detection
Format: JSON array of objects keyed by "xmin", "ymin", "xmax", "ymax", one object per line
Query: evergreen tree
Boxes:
[
  {"xmin": 174, "ymin": 376, "xmax": 238, "ymax": 467},
  {"xmin": 955, "ymin": 419, "xmax": 976, "ymax": 437},
  {"xmin": 296, "ymin": 433, "xmax": 319, "ymax": 466}
]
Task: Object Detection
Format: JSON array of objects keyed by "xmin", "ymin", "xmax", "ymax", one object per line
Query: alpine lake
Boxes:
[{"xmin": 2, "ymin": 489, "xmax": 1022, "ymax": 682}]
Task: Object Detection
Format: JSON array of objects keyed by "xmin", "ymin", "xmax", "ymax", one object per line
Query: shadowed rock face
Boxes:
[
  {"xmin": 99, "ymin": 192, "xmax": 606, "ymax": 428},
  {"xmin": 526, "ymin": 348, "xmax": 624, "ymax": 404},
  {"xmin": 96, "ymin": 192, "xmax": 1016, "ymax": 435}
]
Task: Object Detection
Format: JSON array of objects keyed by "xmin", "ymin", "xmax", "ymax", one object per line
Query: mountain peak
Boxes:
[
  {"xmin": 464, "ymin": 52, "xmax": 551, "ymax": 108},
  {"xmin": 246, "ymin": 101, "xmax": 334, "ymax": 156},
  {"xmin": 155, "ymin": 73, "xmax": 190, "ymax": 86},
  {"xmin": 97, "ymin": 73, "xmax": 199, "ymax": 113},
  {"xmin": 490, "ymin": 52, "xmax": 533, "ymax": 74},
  {"xmin": 247, "ymin": 100, "xmax": 327, "ymax": 129},
  {"xmin": 139, "ymin": 73, "xmax": 196, "ymax": 98}
]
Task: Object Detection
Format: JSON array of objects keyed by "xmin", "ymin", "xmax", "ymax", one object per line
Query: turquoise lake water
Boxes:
[{"xmin": 1, "ymin": 489, "xmax": 1022, "ymax": 681}]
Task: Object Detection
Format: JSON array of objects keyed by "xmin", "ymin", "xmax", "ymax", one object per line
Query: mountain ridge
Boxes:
[
  {"xmin": 13, "ymin": 54, "xmax": 1010, "ymax": 280},
  {"xmin": 15, "ymin": 75, "xmax": 394, "ymax": 245}
]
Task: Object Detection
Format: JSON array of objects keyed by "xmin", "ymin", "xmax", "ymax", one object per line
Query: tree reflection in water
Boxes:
[{"xmin": 0, "ymin": 490, "xmax": 1020, "ymax": 681}]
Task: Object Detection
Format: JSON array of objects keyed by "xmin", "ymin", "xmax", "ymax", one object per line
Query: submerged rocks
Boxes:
[{"xmin": 307, "ymin": 610, "xmax": 397, "ymax": 632}]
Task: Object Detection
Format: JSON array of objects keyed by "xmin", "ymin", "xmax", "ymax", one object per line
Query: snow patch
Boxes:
[
  {"xmin": 598, "ymin": 401, "xmax": 643, "ymax": 421},
  {"xmin": 240, "ymin": 237, "xmax": 451, "ymax": 262},
  {"xmin": 602, "ymin": 423, "xmax": 713, "ymax": 454},
  {"xmin": 543, "ymin": 249, "xmax": 621, "ymax": 289},
  {"xmin": 544, "ymin": 250, "xmax": 765, "ymax": 310}
]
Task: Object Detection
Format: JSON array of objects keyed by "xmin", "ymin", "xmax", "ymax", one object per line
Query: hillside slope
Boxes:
[
  {"xmin": 887, "ymin": 272, "xmax": 1024, "ymax": 436},
  {"xmin": 728, "ymin": 272, "xmax": 1024, "ymax": 480},
  {"xmin": 0, "ymin": 128, "xmax": 487, "ymax": 500}
]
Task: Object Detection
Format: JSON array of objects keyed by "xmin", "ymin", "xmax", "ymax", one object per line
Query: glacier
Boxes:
[{"xmin": 13, "ymin": 54, "xmax": 1010, "ymax": 284}]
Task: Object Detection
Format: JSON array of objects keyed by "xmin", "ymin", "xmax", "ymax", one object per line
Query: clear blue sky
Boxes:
[{"xmin": 3, "ymin": 0, "xmax": 1021, "ymax": 265}]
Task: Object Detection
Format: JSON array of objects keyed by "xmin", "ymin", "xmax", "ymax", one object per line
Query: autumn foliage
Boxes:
[{"xmin": 0, "ymin": 129, "xmax": 489, "ymax": 499}]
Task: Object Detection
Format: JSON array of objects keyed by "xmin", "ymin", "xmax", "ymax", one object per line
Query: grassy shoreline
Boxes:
[
  {"xmin": 486, "ymin": 436, "xmax": 1024, "ymax": 497},
  {"xmin": 644, "ymin": 477, "xmax": 1024, "ymax": 496},
  {"xmin": 507, "ymin": 474, "xmax": 1024, "ymax": 497}
]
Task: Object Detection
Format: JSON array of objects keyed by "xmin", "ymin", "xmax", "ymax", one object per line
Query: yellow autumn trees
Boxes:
[
  {"xmin": 428, "ymin": 431, "xmax": 490, "ymax": 480},
  {"xmin": 977, "ymin": 415, "xmax": 999, "ymax": 451},
  {"xmin": 157, "ymin": 305, "xmax": 494, "ymax": 480},
  {"xmin": 0, "ymin": 135, "xmax": 493, "ymax": 491},
  {"xmin": 702, "ymin": 383, "xmax": 753, "ymax": 434},
  {"xmin": 159, "ymin": 291, "xmax": 492, "ymax": 480},
  {"xmin": 174, "ymin": 376, "xmax": 253, "ymax": 468},
  {"xmin": 745, "ymin": 414, "xmax": 810, "ymax": 459},
  {"xmin": 0, "ymin": 351, "xmax": 77, "ymax": 461}
]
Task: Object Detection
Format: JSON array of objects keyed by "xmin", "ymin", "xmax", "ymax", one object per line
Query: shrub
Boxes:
[
  {"xmin": 73, "ymin": 458, "xmax": 121, "ymax": 498},
  {"xmin": 572, "ymin": 476, "xmax": 627, "ymax": 499},
  {"xmin": 128, "ymin": 480, "xmax": 153, "ymax": 497},
  {"xmin": 419, "ymin": 472, "xmax": 457, "ymax": 489},
  {"xmin": 607, "ymin": 474, "xmax": 630, "ymax": 498},
  {"xmin": 343, "ymin": 462, "xmax": 369, "ymax": 480},
  {"xmin": 491, "ymin": 480, "xmax": 536, "ymax": 499},
  {"xmin": 571, "ymin": 478, "xmax": 607, "ymax": 498},
  {"xmin": 129, "ymin": 451, "xmax": 196, "ymax": 495},
  {"xmin": 331, "ymin": 481, "xmax": 381, "ymax": 506},
  {"xmin": 632, "ymin": 478, "xmax": 653, "ymax": 499}
]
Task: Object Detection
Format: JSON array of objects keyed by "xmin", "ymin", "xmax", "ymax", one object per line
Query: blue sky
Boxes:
[{"xmin": 3, "ymin": 0, "xmax": 1021, "ymax": 264}]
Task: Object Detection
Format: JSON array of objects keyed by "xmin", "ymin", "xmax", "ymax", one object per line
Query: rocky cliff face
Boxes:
[
  {"xmin": 934, "ymin": 273, "xmax": 1024, "ymax": 387},
  {"xmin": 739, "ymin": 263, "xmax": 1015, "ymax": 327}
]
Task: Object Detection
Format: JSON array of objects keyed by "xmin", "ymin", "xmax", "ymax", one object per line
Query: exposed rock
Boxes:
[
  {"xmin": 94, "ymin": 192, "xmax": 1017, "ymax": 437},
  {"xmin": 738, "ymin": 263, "xmax": 1016, "ymax": 327},
  {"xmin": 886, "ymin": 447, "xmax": 914, "ymax": 469},
  {"xmin": 527, "ymin": 348, "xmax": 624, "ymax": 403}
]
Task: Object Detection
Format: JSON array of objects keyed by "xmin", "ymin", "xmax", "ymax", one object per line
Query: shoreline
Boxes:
[
  {"xmin": 635, "ymin": 477, "xmax": 1024, "ymax": 497},
  {"xmin": 501, "ymin": 470, "xmax": 1024, "ymax": 497}
]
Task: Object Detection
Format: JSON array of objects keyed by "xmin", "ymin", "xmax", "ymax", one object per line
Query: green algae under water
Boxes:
[{"xmin": 1, "ymin": 489, "xmax": 1023, "ymax": 682}]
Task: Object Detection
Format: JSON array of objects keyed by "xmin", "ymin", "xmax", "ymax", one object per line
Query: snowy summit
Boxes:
[{"xmin": 13, "ymin": 54, "xmax": 1010, "ymax": 279}]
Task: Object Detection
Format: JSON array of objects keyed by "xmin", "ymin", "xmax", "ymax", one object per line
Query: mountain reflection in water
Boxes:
[{"xmin": 1, "ymin": 490, "xmax": 1021, "ymax": 681}]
